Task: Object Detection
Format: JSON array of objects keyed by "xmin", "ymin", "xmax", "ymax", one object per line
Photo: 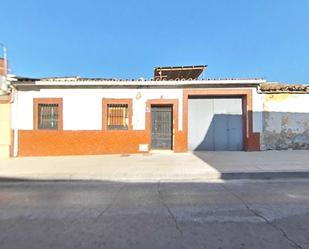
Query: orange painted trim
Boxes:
[
  {"xmin": 0, "ymin": 59, "xmax": 6, "ymax": 76},
  {"xmin": 0, "ymin": 95, "xmax": 10, "ymax": 104},
  {"xmin": 18, "ymin": 130, "xmax": 148, "ymax": 156},
  {"xmin": 33, "ymin": 98, "xmax": 63, "ymax": 130},
  {"xmin": 10, "ymin": 129, "xmax": 14, "ymax": 157},
  {"xmin": 102, "ymin": 98, "xmax": 133, "ymax": 131},
  {"xmin": 145, "ymin": 99, "xmax": 180, "ymax": 151},
  {"xmin": 183, "ymin": 88, "xmax": 260, "ymax": 151}
]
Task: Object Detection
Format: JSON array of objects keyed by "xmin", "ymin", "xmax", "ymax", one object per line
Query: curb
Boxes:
[
  {"xmin": 1, "ymin": 171, "xmax": 309, "ymax": 182},
  {"xmin": 220, "ymin": 171, "xmax": 309, "ymax": 180}
]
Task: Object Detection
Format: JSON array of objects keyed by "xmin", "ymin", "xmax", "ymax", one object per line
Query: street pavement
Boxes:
[
  {"xmin": 0, "ymin": 179, "xmax": 309, "ymax": 249},
  {"xmin": 1, "ymin": 150, "xmax": 309, "ymax": 181}
]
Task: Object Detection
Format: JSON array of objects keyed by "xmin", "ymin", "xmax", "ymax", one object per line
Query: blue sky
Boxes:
[{"xmin": 0, "ymin": 0, "xmax": 308, "ymax": 83}]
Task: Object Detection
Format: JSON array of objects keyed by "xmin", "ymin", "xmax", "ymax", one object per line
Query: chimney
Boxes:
[{"xmin": 0, "ymin": 58, "xmax": 7, "ymax": 76}]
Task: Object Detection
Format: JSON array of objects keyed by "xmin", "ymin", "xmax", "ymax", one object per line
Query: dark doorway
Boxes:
[{"xmin": 151, "ymin": 105, "xmax": 173, "ymax": 150}]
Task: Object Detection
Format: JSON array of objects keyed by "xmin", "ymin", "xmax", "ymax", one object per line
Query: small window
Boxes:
[
  {"xmin": 38, "ymin": 103, "xmax": 59, "ymax": 130},
  {"xmin": 107, "ymin": 104, "xmax": 128, "ymax": 130}
]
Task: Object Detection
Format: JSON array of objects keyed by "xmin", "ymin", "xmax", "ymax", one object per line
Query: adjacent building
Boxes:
[{"xmin": 0, "ymin": 58, "xmax": 12, "ymax": 158}]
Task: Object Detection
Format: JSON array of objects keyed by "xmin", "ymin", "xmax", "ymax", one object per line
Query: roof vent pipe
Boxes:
[
  {"xmin": 0, "ymin": 43, "xmax": 10, "ymax": 95},
  {"xmin": 0, "ymin": 43, "xmax": 8, "ymax": 76}
]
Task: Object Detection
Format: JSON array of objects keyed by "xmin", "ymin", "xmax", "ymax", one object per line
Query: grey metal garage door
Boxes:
[{"xmin": 188, "ymin": 97, "xmax": 243, "ymax": 151}]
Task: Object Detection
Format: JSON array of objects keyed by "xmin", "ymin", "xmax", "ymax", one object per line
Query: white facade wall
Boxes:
[
  {"xmin": 13, "ymin": 88, "xmax": 183, "ymax": 131},
  {"xmin": 12, "ymin": 86, "xmax": 263, "ymax": 137},
  {"xmin": 263, "ymin": 94, "xmax": 309, "ymax": 113}
]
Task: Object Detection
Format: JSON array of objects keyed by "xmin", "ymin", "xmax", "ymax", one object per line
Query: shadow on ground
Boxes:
[{"xmin": 193, "ymin": 150, "xmax": 309, "ymax": 180}]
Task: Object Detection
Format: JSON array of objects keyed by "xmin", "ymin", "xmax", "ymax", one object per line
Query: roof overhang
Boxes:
[{"xmin": 12, "ymin": 78, "xmax": 265, "ymax": 90}]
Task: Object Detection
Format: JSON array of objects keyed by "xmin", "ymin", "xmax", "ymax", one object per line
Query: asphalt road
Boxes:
[{"xmin": 0, "ymin": 180, "xmax": 308, "ymax": 249}]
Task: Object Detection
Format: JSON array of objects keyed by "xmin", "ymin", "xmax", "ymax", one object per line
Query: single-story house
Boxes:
[{"xmin": 1, "ymin": 61, "xmax": 309, "ymax": 157}]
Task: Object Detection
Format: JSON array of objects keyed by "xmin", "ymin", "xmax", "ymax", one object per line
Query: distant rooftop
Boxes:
[
  {"xmin": 10, "ymin": 64, "xmax": 266, "ymax": 84},
  {"xmin": 260, "ymin": 82, "xmax": 309, "ymax": 93},
  {"xmin": 10, "ymin": 64, "xmax": 266, "ymax": 88}
]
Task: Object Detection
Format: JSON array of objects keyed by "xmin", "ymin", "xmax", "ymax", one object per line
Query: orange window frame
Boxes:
[
  {"xmin": 102, "ymin": 98, "xmax": 133, "ymax": 131},
  {"xmin": 33, "ymin": 98, "xmax": 63, "ymax": 130}
]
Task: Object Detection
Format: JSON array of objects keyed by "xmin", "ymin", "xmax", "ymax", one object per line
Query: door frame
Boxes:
[
  {"xmin": 146, "ymin": 99, "xmax": 178, "ymax": 151},
  {"xmin": 150, "ymin": 105, "xmax": 173, "ymax": 150},
  {"xmin": 183, "ymin": 89, "xmax": 260, "ymax": 151},
  {"xmin": 187, "ymin": 96, "xmax": 244, "ymax": 151}
]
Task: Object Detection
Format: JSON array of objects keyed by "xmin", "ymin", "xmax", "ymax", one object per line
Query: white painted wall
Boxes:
[
  {"xmin": 11, "ymin": 90, "xmax": 19, "ymax": 156},
  {"xmin": 263, "ymin": 94, "xmax": 309, "ymax": 113},
  {"xmin": 252, "ymin": 88, "xmax": 263, "ymax": 133},
  {"xmin": 13, "ymin": 88, "xmax": 183, "ymax": 131}
]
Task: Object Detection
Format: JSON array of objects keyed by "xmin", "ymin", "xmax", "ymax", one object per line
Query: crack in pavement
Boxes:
[
  {"xmin": 157, "ymin": 181, "xmax": 183, "ymax": 237},
  {"xmin": 221, "ymin": 184, "xmax": 303, "ymax": 249},
  {"xmin": 95, "ymin": 184, "xmax": 126, "ymax": 222},
  {"xmin": 68, "ymin": 205, "xmax": 88, "ymax": 225}
]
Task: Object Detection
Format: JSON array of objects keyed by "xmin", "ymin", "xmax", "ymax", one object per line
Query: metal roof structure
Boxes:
[{"xmin": 154, "ymin": 65, "xmax": 207, "ymax": 80}]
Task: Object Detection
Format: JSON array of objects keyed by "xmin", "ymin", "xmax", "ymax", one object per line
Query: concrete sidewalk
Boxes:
[{"xmin": 0, "ymin": 151, "xmax": 309, "ymax": 181}]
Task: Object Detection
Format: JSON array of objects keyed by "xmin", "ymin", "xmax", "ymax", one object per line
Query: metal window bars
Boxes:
[
  {"xmin": 107, "ymin": 104, "xmax": 128, "ymax": 130},
  {"xmin": 38, "ymin": 104, "xmax": 59, "ymax": 130}
]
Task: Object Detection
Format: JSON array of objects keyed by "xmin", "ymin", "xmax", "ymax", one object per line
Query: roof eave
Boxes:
[{"xmin": 12, "ymin": 79, "xmax": 265, "ymax": 90}]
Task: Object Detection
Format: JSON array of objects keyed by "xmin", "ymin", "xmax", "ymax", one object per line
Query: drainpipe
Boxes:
[{"xmin": 12, "ymin": 88, "xmax": 18, "ymax": 157}]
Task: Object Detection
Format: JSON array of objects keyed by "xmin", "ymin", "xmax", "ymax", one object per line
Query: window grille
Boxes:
[
  {"xmin": 38, "ymin": 103, "xmax": 59, "ymax": 130},
  {"xmin": 107, "ymin": 104, "xmax": 128, "ymax": 130}
]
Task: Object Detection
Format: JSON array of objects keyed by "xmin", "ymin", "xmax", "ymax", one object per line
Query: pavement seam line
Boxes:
[
  {"xmin": 157, "ymin": 181, "xmax": 184, "ymax": 237},
  {"xmin": 95, "ymin": 184, "xmax": 126, "ymax": 222},
  {"xmin": 221, "ymin": 184, "xmax": 303, "ymax": 249}
]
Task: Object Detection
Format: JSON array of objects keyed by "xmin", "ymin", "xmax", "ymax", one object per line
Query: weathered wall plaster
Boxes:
[{"xmin": 261, "ymin": 94, "xmax": 309, "ymax": 150}]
